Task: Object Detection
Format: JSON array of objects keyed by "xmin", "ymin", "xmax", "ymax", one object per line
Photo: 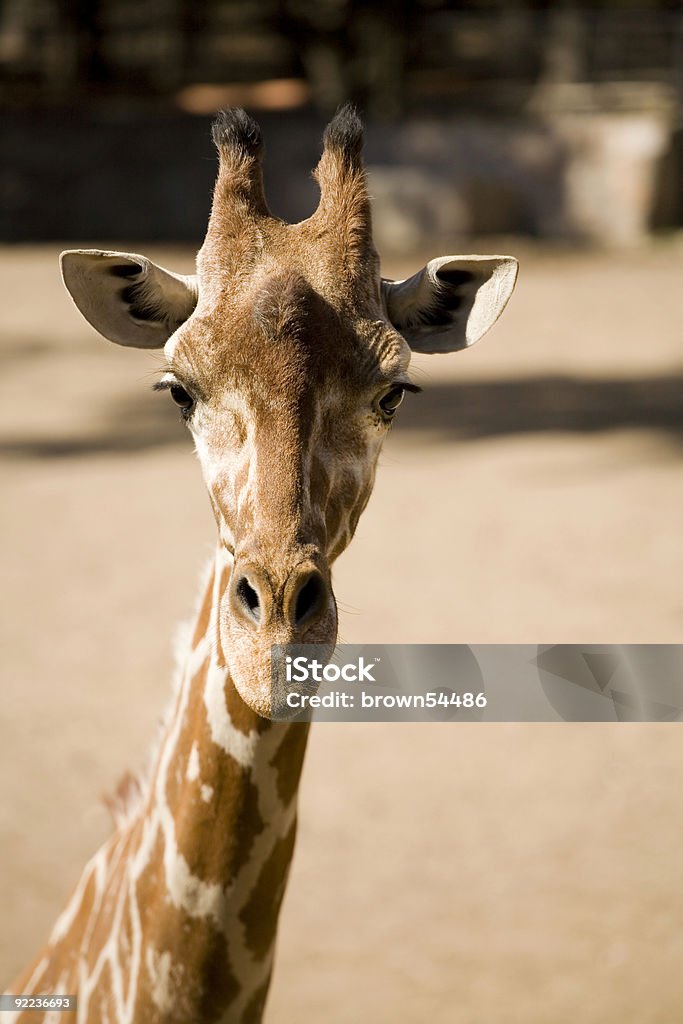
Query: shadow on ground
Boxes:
[
  {"xmin": 0, "ymin": 374, "xmax": 681, "ymax": 460},
  {"xmin": 402, "ymin": 373, "xmax": 683, "ymax": 443}
]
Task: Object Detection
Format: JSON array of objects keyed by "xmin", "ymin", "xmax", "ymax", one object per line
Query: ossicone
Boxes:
[
  {"xmin": 211, "ymin": 108, "xmax": 263, "ymax": 159},
  {"xmin": 205, "ymin": 107, "xmax": 270, "ymax": 225},
  {"xmin": 322, "ymin": 103, "xmax": 364, "ymax": 167}
]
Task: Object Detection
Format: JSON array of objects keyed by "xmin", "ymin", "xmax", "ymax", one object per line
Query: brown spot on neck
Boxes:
[
  {"xmin": 163, "ymin": 658, "xmax": 266, "ymax": 883},
  {"xmin": 270, "ymin": 725, "xmax": 310, "ymax": 806},
  {"xmin": 239, "ymin": 820, "xmax": 298, "ymax": 962}
]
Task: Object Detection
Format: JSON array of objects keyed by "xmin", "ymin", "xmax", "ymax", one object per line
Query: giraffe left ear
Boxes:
[
  {"xmin": 60, "ymin": 249, "xmax": 198, "ymax": 349},
  {"xmin": 382, "ymin": 255, "xmax": 518, "ymax": 354}
]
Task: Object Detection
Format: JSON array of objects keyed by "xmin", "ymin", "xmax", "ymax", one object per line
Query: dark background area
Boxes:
[{"xmin": 1, "ymin": 0, "xmax": 682, "ymax": 241}]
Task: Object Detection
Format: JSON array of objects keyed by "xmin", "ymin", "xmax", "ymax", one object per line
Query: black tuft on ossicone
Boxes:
[
  {"xmin": 211, "ymin": 108, "xmax": 263, "ymax": 157},
  {"xmin": 322, "ymin": 103, "xmax": 364, "ymax": 162}
]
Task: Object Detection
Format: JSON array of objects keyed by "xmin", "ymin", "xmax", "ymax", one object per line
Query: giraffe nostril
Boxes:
[
  {"xmin": 235, "ymin": 576, "xmax": 261, "ymax": 623},
  {"xmin": 293, "ymin": 572, "xmax": 326, "ymax": 628}
]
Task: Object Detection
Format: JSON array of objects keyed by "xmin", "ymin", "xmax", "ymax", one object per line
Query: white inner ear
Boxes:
[
  {"xmin": 60, "ymin": 249, "xmax": 198, "ymax": 349},
  {"xmin": 383, "ymin": 254, "xmax": 518, "ymax": 354}
]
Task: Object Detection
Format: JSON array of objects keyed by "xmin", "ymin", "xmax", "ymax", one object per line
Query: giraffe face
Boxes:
[
  {"xmin": 161, "ymin": 270, "xmax": 413, "ymax": 716},
  {"xmin": 58, "ymin": 106, "xmax": 518, "ymax": 718}
]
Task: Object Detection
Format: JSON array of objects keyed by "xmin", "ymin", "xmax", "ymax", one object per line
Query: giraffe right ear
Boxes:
[
  {"xmin": 382, "ymin": 255, "xmax": 518, "ymax": 354},
  {"xmin": 60, "ymin": 249, "xmax": 198, "ymax": 349}
]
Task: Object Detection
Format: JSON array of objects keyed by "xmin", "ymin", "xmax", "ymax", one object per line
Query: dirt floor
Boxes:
[{"xmin": 1, "ymin": 242, "xmax": 683, "ymax": 1022}]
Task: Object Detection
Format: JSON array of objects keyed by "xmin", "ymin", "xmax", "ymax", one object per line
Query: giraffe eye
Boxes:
[
  {"xmin": 377, "ymin": 385, "xmax": 405, "ymax": 419},
  {"xmin": 170, "ymin": 383, "xmax": 194, "ymax": 413}
]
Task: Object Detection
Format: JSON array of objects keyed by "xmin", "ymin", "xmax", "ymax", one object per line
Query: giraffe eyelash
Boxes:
[
  {"xmin": 153, "ymin": 372, "xmax": 206, "ymax": 401},
  {"xmin": 152, "ymin": 377, "xmax": 197, "ymax": 421}
]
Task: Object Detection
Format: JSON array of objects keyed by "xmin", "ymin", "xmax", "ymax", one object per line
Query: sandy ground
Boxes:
[{"xmin": 1, "ymin": 243, "xmax": 683, "ymax": 1022}]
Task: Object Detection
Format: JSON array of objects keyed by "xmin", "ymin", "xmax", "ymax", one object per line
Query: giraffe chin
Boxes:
[{"xmin": 220, "ymin": 606, "xmax": 339, "ymax": 722}]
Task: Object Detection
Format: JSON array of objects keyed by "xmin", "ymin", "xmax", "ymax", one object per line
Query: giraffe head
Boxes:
[{"xmin": 60, "ymin": 107, "xmax": 517, "ymax": 717}]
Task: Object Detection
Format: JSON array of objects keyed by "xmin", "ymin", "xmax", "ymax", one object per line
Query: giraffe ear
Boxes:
[
  {"xmin": 60, "ymin": 249, "xmax": 198, "ymax": 349},
  {"xmin": 382, "ymin": 255, "xmax": 518, "ymax": 354}
]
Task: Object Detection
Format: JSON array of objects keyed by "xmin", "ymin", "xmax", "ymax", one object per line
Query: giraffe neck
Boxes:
[
  {"xmin": 128, "ymin": 551, "xmax": 309, "ymax": 1021},
  {"xmin": 14, "ymin": 549, "xmax": 309, "ymax": 1023}
]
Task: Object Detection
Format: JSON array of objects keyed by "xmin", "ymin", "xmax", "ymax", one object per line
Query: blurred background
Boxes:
[
  {"xmin": 2, "ymin": 3, "xmax": 683, "ymax": 1022},
  {"xmin": 1, "ymin": 0, "xmax": 683, "ymax": 243}
]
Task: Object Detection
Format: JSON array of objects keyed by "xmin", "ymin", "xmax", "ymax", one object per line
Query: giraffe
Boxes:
[{"xmin": 6, "ymin": 106, "xmax": 517, "ymax": 1022}]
